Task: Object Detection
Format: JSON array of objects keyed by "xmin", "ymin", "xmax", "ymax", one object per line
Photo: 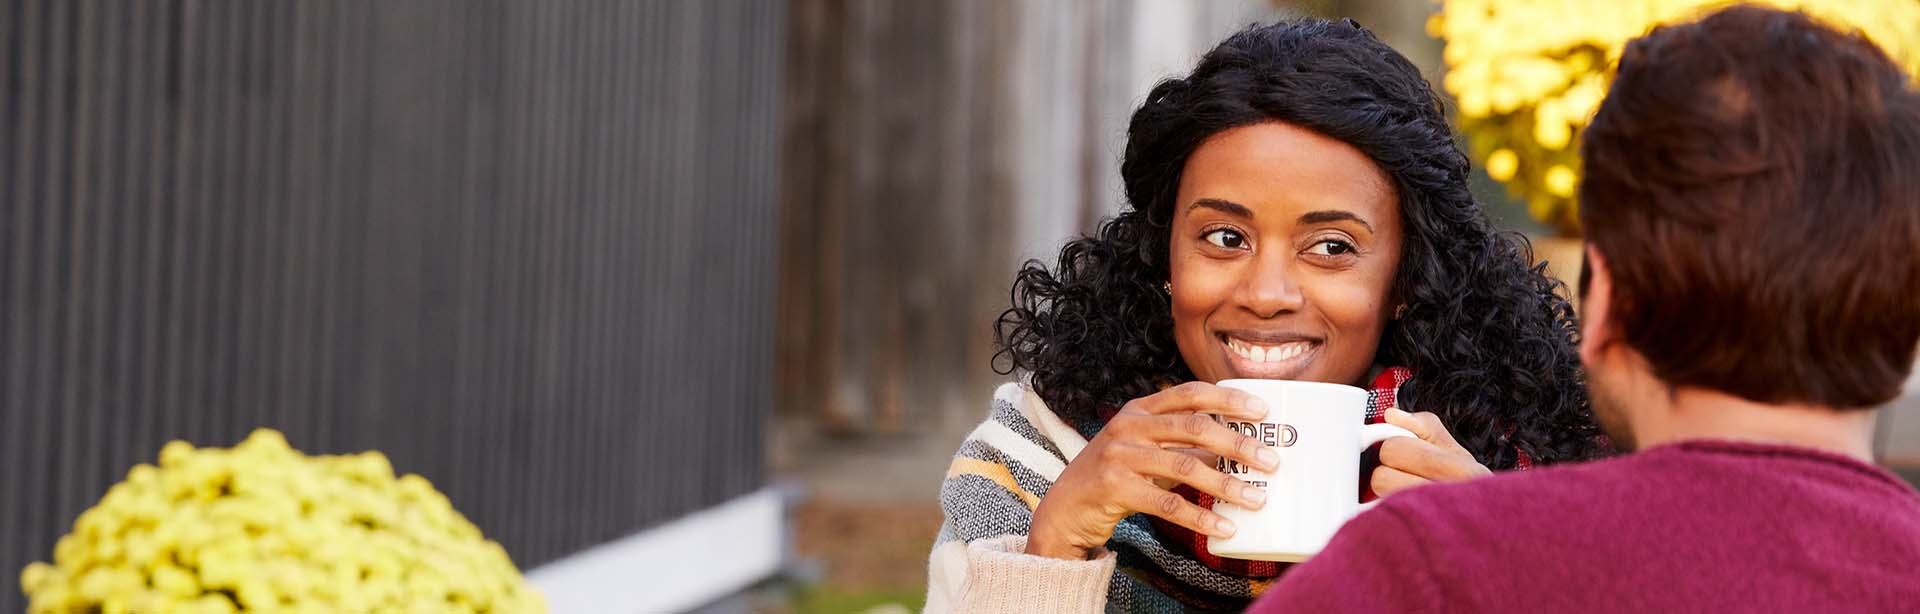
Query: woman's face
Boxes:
[{"xmin": 1169, "ymin": 122, "xmax": 1402, "ymax": 386}]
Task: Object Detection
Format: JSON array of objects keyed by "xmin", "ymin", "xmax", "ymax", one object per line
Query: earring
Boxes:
[{"xmin": 1163, "ymin": 281, "xmax": 1172, "ymax": 294}]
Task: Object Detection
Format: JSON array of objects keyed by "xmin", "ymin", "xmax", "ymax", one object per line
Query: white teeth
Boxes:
[{"xmin": 1225, "ymin": 338, "xmax": 1312, "ymax": 363}]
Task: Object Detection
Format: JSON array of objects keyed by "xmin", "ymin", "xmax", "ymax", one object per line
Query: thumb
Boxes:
[{"xmin": 1384, "ymin": 407, "xmax": 1463, "ymax": 451}]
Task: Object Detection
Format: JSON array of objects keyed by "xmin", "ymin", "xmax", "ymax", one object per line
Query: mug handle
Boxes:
[{"xmin": 1355, "ymin": 423, "xmax": 1417, "ymax": 512}]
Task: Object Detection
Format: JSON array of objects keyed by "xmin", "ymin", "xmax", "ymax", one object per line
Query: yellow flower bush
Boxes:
[
  {"xmin": 19, "ymin": 429, "xmax": 546, "ymax": 614},
  {"xmin": 1433, "ymin": 0, "xmax": 1920, "ymax": 235}
]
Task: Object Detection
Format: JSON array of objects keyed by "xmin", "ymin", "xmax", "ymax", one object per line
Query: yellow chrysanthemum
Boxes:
[
  {"xmin": 1435, "ymin": 0, "xmax": 1920, "ymax": 235},
  {"xmin": 1545, "ymin": 164, "xmax": 1579, "ymax": 198},
  {"xmin": 1486, "ymin": 148, "xmax": 1520, "ymax": 181},
  {"xmin": 19, "ymin": 429, "xmax": 547, "ymax": 614}
]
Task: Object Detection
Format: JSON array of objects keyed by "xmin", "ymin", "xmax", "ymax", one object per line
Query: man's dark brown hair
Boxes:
[{"xmin": 1579, "ymin": 4, "xmax": 1920, "ymax": 408}]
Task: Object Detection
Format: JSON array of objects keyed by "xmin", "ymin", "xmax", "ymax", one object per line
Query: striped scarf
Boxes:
[{"xmin": 935, "ymin": 369, "xmax": 1413, "ymax": 613}]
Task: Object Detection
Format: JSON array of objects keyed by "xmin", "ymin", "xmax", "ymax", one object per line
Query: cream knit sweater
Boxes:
[
  {"xmin": 924, "ymin": 534, "xmax": 1116, "ymax": 612},
  {"xmin": 923, "ymin": 384, "xmax": 1118, "ymax": 613}
]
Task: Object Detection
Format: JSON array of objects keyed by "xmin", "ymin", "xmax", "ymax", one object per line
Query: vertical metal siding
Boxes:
[{"xmin": 0, "ymin": 1, "xmax": 785, "ymax": 609}]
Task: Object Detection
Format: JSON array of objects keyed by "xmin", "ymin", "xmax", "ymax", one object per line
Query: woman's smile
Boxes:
[{"xmin": 1216, "ymin": 331, "xmax": 1320, "ymax": 379}]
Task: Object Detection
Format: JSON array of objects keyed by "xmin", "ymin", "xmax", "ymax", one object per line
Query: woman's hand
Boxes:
[
  {"xmin": 1371, "ymin": 408, "xmax": 1494, "ymax": 497},
  {"xmin": 1025, "ymin": 382, "xmax": 1279, "ymax": 561}
]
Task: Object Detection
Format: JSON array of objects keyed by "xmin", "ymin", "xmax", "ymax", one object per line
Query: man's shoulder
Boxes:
[
  {"xmin": 1300, "ymin": 444, "xmax": 1920, "ymax": 613},
  {"xmin": 1380, "ymin": 441, "xmax": 1920, "ymax": 530},
  {"xmin": 1255, "ymin": 458, "xmax": 1652, "ymax": 614},
  {"xmin": 1398, "ymin": 452, "xmax": 1640, "ymax": 503},
  {"xmin": 1364, "ymin": 453, "xmax": 1653, "ymax": 545}
]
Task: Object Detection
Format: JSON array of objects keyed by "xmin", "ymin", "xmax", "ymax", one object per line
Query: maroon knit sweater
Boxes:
[{"xmin": 1251, "ymin": 439, "xmax": 1920, "ymax": 613}]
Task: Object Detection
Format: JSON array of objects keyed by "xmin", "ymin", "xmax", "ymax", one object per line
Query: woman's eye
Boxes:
[
  {"xmin": 1202, "ymin": 229, "xmax": 1248, "ymax": 250},
  {"xmin": 1307, "ymin": 239, "xmax": 1355, "ymax": 256}
]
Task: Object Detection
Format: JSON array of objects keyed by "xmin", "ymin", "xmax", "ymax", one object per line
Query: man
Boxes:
[{"xmin": 1249, "ymin": 5, "xmax": 1920, "ymax": 613}]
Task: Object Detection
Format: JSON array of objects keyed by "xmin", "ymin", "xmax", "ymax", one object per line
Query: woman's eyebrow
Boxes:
[
  {"xmin": 1187, "ymin": 198, "xmax": 1254, "ymax": 218},
  {"xmin": 1298, "ymin": 209, "xmax": 1374, "ymax": 233}
]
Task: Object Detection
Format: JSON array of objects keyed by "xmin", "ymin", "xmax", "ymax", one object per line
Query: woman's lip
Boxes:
[{"xmin": 1216, "ymin": 333, "xmax": 1319, "ymax": 379}]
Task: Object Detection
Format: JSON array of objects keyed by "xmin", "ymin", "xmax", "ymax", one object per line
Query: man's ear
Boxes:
[{"xmin": 1578, "ymin": 244, "xmax": 1616, "ymax": 367}]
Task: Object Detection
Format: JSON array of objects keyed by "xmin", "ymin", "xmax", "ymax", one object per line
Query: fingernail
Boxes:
[
  {"xmin": 1243, "ymin": 486, "xmax": 1267, "ymax": 507},
  {"xmin": 1214, "ymin": 517, "xmax": 1237, "ymax": 537},
  {"xmin": 1257, "ymin": 448, "xmax": 1279, "ymax": 468},
  {"xmin": 1245, "ymin": 397, "xmax": 1269, "ymax": 415}
]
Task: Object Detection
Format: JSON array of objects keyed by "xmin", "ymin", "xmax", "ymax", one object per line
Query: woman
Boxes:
[{"xmin": 926, "ymin": 18, "xmax": 1607, "ymax": 613}]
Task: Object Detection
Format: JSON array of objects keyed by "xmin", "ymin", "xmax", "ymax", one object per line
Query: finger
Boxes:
[
  {"xmin": 1119, "ymin": 479, "xmax": 1238, "ymax": 539},
  {"xmin": 1384, "ymin": 408, "xmax": 1465, "ymax": 452},
  {"xmin": 1143, "ymin": 413, "xmax": 1279, "ymax": 472},
  {"xmin": 1379, "ymin": 436, "xmax": 1490, "ymax": 482},
  {"xmin": 1118, "ymin": 445, "xmax": 1267, "ymax": 509},
  {"xmin": 1167, "ymin": 446, "xmax": 1220, "ymax": 465},
  {"xmin": 1131, "ymin": 381, "xmax": 1267, "ymax": 420},
  {"xmin": 1370, "ymin": 465, "xmax": 1430, "ymax": 498},
  {"xmin": 1147, "ymin": 447, "xmax": 1222, "ymax": 489}
]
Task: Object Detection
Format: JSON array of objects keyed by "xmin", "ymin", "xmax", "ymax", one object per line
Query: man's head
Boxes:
[{"xmin": 1577, "ymin": 5, "xmax": 1920, "ymax": 450}]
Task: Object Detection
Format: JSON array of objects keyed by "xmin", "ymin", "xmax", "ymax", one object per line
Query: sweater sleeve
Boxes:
[
  {"xmin": 1247, "ymin": 504, "xmax": 1442, "ymax": 614},
  {"xmin": 927, "ymin": 386, "xmax": 1114, "ymax": 613},
  {"xmin": 925, "ymin": 535, "xmax": 1115, "ymax": 613}
]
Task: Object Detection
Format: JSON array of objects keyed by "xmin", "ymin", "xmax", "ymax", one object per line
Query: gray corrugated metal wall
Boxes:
[{"xmin": 0, "ymin": 0, "xmax": 784, "ymax": 608}]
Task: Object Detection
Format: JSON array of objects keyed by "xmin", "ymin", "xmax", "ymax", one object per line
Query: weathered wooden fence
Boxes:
[
  {"xmin": 0, "ymin": 0, "xmax": 785, "ymax": 609},
  {"xmin": 776, "ymin": 0, "xmax": 1289, "ymax": 437}
]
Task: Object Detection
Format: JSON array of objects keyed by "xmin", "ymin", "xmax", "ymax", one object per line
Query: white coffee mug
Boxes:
[{"xmin": 1206, "ymin": 379, "xmax": 1415, "ymax": 562}]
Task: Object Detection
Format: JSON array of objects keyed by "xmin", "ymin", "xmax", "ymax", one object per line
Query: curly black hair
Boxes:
[{"xmin": 993, "ymin": 19, "xmax": 1606, "ymax": 469}]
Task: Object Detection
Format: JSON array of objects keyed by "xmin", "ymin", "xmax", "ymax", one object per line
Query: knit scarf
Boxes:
[{"xmin": 935, "ymin": 368, "xmax": 1437, "ymax": 613}]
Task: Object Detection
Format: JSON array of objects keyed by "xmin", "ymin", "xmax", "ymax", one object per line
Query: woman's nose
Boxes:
[{"xmin": 1238, "ymin": 253, "xmax": 1304, "ymax": 319}]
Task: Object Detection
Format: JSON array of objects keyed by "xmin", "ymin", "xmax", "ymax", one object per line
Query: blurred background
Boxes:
[{"xmin": 3, "ymin": 1, "xmax": 1917, "ymax": 613}]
